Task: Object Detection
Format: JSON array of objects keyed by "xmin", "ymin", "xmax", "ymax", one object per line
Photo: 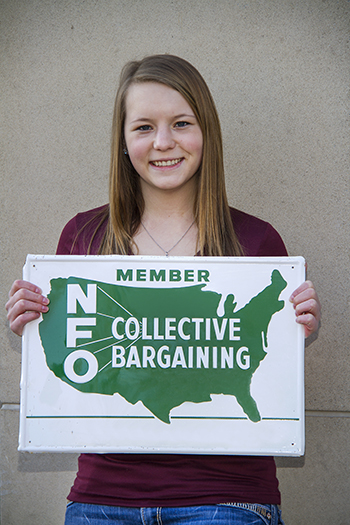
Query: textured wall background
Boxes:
[{"xmin": 1, "ymin": 1, "xmax": 349, "ymax": 523}]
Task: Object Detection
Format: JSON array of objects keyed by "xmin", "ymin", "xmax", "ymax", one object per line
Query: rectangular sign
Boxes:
[{"xmin": 19, "ymin": 254, "xmax": 305, "ymax": 455}]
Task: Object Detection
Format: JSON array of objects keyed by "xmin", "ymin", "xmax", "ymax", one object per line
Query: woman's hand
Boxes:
[
  {"xmin": 5, "ymin": 280, "xmax": 49, "ymax": 336},
  {"xmin": 289, "ymin": 280, "xmax": 321, "ymax": 338}
]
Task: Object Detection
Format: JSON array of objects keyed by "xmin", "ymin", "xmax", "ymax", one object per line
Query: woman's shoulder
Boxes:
[
  {"xmin": 56, "ymin": 204, "xmax": 109, "ymax": 255},
  {"xmin": 229, "ymin": 207, "xmax": 288, "ymax": 257},
  {"xmin": 73, "ymin": 204, "xmax": 109, "ymax": 228}
]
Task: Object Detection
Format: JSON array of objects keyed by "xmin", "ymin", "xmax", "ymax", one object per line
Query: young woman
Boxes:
[{"xmin": 6, "ymin": 55, "xmax": 320, "ymax": 525}]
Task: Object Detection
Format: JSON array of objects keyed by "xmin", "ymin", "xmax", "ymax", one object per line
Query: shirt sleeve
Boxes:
[
  {"xmin": 255, "ymin": 222, "xmax": 288, "ymax": 257},
  {"xmin": 56, "ymin": 214, "xmax": 79, "ymax": 255}
]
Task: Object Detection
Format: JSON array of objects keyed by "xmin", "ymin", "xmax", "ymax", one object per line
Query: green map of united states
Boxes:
[{"xmin": 39, "ymin": 269, "xmax": 287, "ymax": 424}]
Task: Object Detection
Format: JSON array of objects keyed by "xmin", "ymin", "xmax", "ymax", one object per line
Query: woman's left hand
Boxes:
[{"xmin": 289, "ymin": 281, "xmax": 321, "ymax": 338}]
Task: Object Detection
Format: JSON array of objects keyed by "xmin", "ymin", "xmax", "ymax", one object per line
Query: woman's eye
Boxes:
[
  {"xmin": 136, "ymin": 125, "xmax": 152, "ymax": 131},
  {"xmin": 175, "ymin": 121, "xmax": 190, "ymax": 128}
]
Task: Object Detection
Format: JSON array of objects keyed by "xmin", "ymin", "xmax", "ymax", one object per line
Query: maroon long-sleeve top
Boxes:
[{"xmin": 57, "ymin": 204, "xmax": 287, "ymax": 507}]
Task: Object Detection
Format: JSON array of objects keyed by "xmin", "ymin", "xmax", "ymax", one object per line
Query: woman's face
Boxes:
[{"xmin": 124, "ymin": 82, "xmax": 203, "ymax": 196}]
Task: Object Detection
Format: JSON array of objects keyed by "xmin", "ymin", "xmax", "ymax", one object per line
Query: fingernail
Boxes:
[{"xmin": 43, "ymin": 297, "xmax": 49, "ymax": 305}]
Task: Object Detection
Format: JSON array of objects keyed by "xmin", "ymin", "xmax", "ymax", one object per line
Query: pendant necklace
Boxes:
[{"xmin": 141, "ymin": 219, "xmax": 195, "ymax": 256}]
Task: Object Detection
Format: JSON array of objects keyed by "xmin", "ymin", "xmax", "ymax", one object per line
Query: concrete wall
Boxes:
[{"xmin": 1, "ymin": 0, "xmax": 349, "ymax": 523}]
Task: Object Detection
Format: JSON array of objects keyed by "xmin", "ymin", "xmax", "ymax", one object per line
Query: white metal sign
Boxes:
[{"xmin": 19, "ymin": 255, "xmax": 305, "ymax": 455}]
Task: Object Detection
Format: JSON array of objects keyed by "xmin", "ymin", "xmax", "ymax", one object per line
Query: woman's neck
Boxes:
[
  {"xmin": 140, "ymin": 179, "xmax": 196, "ymax": 223},
  {"xmin": 133, "ymin": 183, "xmax": 198, "ymax": 256}
]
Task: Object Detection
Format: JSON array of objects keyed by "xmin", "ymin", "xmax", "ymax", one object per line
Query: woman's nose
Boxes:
[{"xmin": 153, "ymin": 127, "xmax": 175, "ymax": 150}]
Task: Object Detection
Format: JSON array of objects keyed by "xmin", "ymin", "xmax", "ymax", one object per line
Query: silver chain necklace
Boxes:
[{"xmin": 141, "ymin": 219, "xmax": 195, "ymax": 256}]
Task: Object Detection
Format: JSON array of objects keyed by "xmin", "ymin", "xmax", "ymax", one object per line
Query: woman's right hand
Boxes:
[{"xmin": 5, "ymin": 280, "xmax": 49, "ymax": 336}]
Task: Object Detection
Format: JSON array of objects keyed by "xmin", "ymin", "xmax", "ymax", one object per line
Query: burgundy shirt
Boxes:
[{"xmin": 57, "ymin": 205, "xmax": 288, "ymax": 507}]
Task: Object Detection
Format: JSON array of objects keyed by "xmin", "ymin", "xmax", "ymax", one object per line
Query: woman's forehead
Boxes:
[{"xmin": 125, "ymin": 82, "xmax": 193, "ymax": 119}]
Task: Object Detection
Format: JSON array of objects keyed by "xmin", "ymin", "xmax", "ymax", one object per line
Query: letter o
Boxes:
[
  {"xmin": 125, "ymin": 317, "xmax": 140, "ymax": 340},
  {"xmin": 64, "ymin": 350, "xmax": 98, "ymax": 384}
]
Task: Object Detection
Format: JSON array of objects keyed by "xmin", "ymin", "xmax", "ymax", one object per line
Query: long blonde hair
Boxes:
[{"xmin": 98, "ymin": 54, "xmax": 242, "ymax": 256}]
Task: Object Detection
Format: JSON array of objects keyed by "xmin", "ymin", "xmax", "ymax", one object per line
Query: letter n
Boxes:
[{"xmin": 67, "ymin": 284, "xmax": 97, "ymax": 314}]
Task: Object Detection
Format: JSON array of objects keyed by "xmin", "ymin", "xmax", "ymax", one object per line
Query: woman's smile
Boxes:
[{"xmin": 150, "ymin": 158, "xmax": 184, "ymax": 168}]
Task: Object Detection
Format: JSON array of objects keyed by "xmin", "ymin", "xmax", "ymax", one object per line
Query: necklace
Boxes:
[{"xmin": 141, "ymin": 219, "xmax": 195, "ymax": 256}]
